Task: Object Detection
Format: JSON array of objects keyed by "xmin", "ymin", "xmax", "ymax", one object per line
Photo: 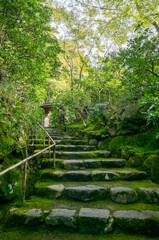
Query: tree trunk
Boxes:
[{"xmin": 153, "ymin": 21, "xmax": 159, "ymax": 34}]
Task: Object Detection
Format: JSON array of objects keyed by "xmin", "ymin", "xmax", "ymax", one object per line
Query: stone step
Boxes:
[
  {"xmin": 10, "ymin": 207, "xmax": 159, "ymax": 235},
  {"xmin": 40, "ymin": 169, "xmax": 147, "ymax": 182},
  {"xmin": 29, "ymin": 139, "xmax": 87, "ymax": 145},
  {"xmin": 35, "ymin": 182, "xmax": 159, "ymax": 203},
  {"xmin": 113, "ymin": 210, "xmax": 159, "ymax": 235},
  {"xmin": 45, "ymin": 128, "xmax": 65, "ymax": 134},
  {"xmin": 12, "ymin": 194, "xmax": 159, "ymax": 212},
  {"xmin": 49, "ymin": 136, "xmax": 76, "ymax": 140},
  {"xmin": 41, "ymin": 158, "xmax": 126, "ymax": 169},
  {"xmin": 33, "ymin": 144, "xmax": 96, "ymax": 151},
  {"xmin": 55, "ymin": 139, "xmax": 87, "ymax": 145},
  {"xmin": 61, "ymin": 159, "xmax": 126, "ymax": 169},
  {"xmin": 42, "ymin": 150, "xmax": 111, "ymax": 159}
]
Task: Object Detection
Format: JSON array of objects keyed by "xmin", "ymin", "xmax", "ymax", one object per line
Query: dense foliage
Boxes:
[
  {"xmin": 0, "ymin": 0, "xmax": 158, "ymax": 158},
  {"xmin": 0, "ymin": 0, "xmax": 61, "ymax": 158}
]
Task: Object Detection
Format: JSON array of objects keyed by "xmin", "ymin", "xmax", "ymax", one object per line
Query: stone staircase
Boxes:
[{"xmin": 10, "ymin": 128, "xmax": 159, "ymax": 236}]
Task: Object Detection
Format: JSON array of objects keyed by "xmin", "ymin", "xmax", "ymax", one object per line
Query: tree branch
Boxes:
[
  {"xmin": 145, "ymin": 69, "xmax": 159, "ymax": 78},
  {"xmin": 152, "ymin": 21, "xmax": 159, "ymax": 34},
  {"xmin": 75, "ymin": 0, "xmax": 116, "ymax": 11}
]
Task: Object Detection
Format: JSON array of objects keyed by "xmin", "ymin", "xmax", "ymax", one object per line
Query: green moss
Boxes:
[
  {"xmin": 109, "ymin": 127, "xmax": 159, "ymax": 155},
  {"xmin": 0, "ymin": 227, "xmax": 158, "ymax": 240},
  {"xmin": 144, "ymin": 155, "xmax": 159, "ymax": 183},
  {"xmin": 36, "ymin": 179, "xmax": 159, "ymax": 188},
  {"xmin": 109, "ymin": 137, "xmax": 127, "ymax": 157},
  {"xmin": 98, "ymin": 138, "xmax": 112, "ymax": 150},
  {"xmin": 0, "ymin": 155, "xmax": 22, "ymax": 203},
  {"xmin": 67, "ymin": 122, "xmax": 85, "ymax": 129},
  {"xmin": 0, "ymin": 123, "xmax": 16, "ymax": 160},
  {"xmin": 108, "ymin": 127, "xmax": 159, "ymax": 181}
]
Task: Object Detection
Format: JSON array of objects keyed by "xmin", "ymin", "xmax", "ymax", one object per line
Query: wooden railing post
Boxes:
[
  {"xmin": 43, "ymin": 136, "xmax": 45, "ymax": 148},
  {"xmin": 48, "ymin": 137, "xmax": 51, "ymax": 158},
  {"xmin": 22, "ymin": 146, "xmax": 28, "ymax": 203},
  {"xmin": 53, "ymin": 145, "xmax": 56, "ymax": 169}
]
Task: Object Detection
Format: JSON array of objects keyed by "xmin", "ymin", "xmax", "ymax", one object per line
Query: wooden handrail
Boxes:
[
  {"xmin": 0, "ymin": 122, "xmax": 56, "ymax": 203},
  {"xmin": 37, "ymin": 122, "xmax": 56, "ymax": 168},
  {"xmin": 37, "ymin": 123, "xmax": 56, "ymax": 145},
  {"xmin": 0, "ymin": 143, "xmax": 55, "ymax": 177}
]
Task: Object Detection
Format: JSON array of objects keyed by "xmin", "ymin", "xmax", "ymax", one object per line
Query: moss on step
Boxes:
[
  {"xmin": 9, "ymin": 196, "xmax": 159, "ymax": 214},
  {"xmin": 1, "ymin": 227, "xmax": 158, "ymax": 240},
  {"xmin": 36, "ymin": 179, "xmax": 159, "ymax": 189},
  {"xmin": 106, "ymin": 127, "xmax": 159, "ymax": 181},
  {"xmin": 40, "ymin": 167, "xmax": 147, "ymax": 173}
]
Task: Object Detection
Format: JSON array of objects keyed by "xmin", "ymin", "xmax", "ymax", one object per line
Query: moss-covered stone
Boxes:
[
  {"xmin": 138, "ymin": 187, "xmax": 159, "ymax": 203},
  {"xmin": 144, "ymin": 155, "xmax": 159, "ymax": 183},
  {"xmin": 45, "ymin": 209, "xmax": 77, "ymax": 229},
  {"xmin": 35, "ymin": 183, "xmax": 65, "ymax": 199},
  {"xmin": 64, "ymin": 185, "xmax": 108, "ymax": 202},
  {"xmin": 110, "ymin": 187, "xmax": 138, "ymax": 204},
  {"xmin": 0, "ymin": 156, "xmax": 21, "ymax": 203},
  {"xmin": 107, "ymin": 103, "xmax": 148, "ymax": 137},
  {"xmin": 79, "ymin": 208, "xmax": 111, "ymax": 233},
  {"xmin": 114, "ymin": 210, "xmax": 159, "ymax": 236}
]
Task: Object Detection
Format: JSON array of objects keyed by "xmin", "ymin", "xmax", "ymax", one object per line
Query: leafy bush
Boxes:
[{"xmin": 88, "ymin": 102, "xmax": 110, "ymax": 123}]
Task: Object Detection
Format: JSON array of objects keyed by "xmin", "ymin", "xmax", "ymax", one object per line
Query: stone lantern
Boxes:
[{"xmin": 40, "ymin": 102, "xmax": 53, "ymax": 127}]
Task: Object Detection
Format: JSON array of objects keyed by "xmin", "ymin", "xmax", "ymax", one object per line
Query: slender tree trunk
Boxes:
[
  {"xmin": 153, "ymin": 21, "xmax": 159, "ymax": 34},
  {"xmin": 71, "ymin": 70, "xmax": 74, "ymax": 92}
]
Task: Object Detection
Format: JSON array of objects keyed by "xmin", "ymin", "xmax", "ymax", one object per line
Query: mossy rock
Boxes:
[
  {"xmin": 144, "ymin": 155, "xmax": 159, "ymax": 183},
  {"xmin": 98, "ymin": 138, "xmax": 111, "ymax": 150},
  {"xmin": 121, "ymin": 146, "xmax": 134, "ymax": 160},
  {"xmin": 0, "ymin": 183, "xmax": 13, "ymax": 202},
  {"xmin": 107, "ymin": 102, "xmax": 148, "ymax": 137},
  {"xmin": 109, "ymin": 136, "xmax": 127, "ymax": 157},
  {"xmin": 120, "ymin": 147, "xmax": 144, "ymax": 168}
]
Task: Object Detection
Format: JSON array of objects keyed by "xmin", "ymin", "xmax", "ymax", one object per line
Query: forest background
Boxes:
[{"xmin": 0, "ymin": 0, "xmax": 159, "ymax": 181}]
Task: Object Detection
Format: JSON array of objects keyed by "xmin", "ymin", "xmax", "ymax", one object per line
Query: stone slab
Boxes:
[
  {"xmin": 47, "ymin": 184, "xmax": 65, "ymax": 198},
  {"xmin": 55, "ymin": 151, "xmax": 97, "ymax": 159},
  {"xmin": 95, "ymin": 151, "xmax": 111, "ymax": 158},
  {"xmin": 102, "ymin": 159, "xmax": 126, "ymax": 168},
  {"xmin": 56, "ymin": 145, "xmax": 95, "ymax": 151},
  {"xmin": 92, "ymin": 170, "xmax": 120, "ymax": 181},
  {"xmin": 79, "ymin": 208, "xmax": 111, "ymax": 233},
  {"xmin": 84, "ymin": 159, "xmax": 101, "ymax": 168},
  {"xmin": 114, "ymin": 210, "xmax": 159, "ymax": 235},
  {"xmin": 138, "ymin": 187, "xmax": 159, "ymax": 203},
  {"xmin": 41, "ymin": 171, "xmax": 65, "ymax": 181},
  {"xmin": 64, "ymin": 185, "xmax": 108, "ymax": 201},
  {"xmin": 45, "ymin": 209, "xmax": 77, "ymax": 229},
  {"xmin": 62, "ymin": 160, "xmax": 84, "ymax": 170},
  {"xmin": 65, "ymin": 171, "xmax": 91, "ymax": 181},
  {"xmin": 110, "ymin": 187, "xmax": 138, "ymax": 203},
  {"xmin": 23, "ymin": 209, "xmax": 44, "ymax": 226},
  {"xmin": 35, "ymin": 184, "xmax": 64, "ymax": 199},
  {"xmin": 118, "ymin": 171, "xmax": 147, "ymax": 180}
]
